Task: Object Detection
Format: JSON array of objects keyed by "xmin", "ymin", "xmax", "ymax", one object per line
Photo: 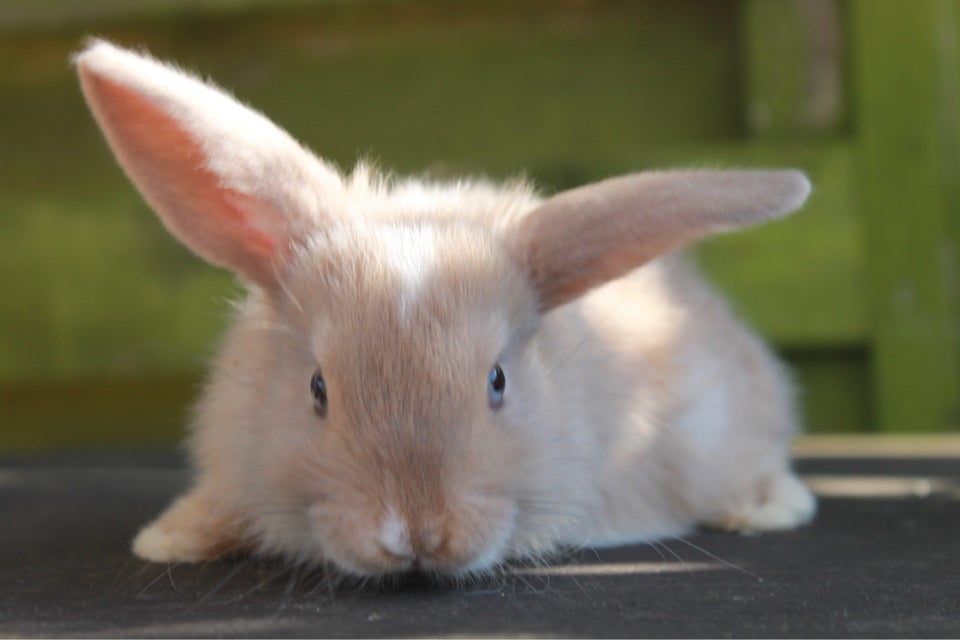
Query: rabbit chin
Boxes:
[{"xmin": 303, "ymin": 501, "xmax": 518, "ymax": 578}]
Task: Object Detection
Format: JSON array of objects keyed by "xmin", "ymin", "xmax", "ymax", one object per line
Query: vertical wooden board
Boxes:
[
  {"xmin": 742, "ymin": 0, "xmax": 844, "ymax": 136},
  {"xmin": 944, "ymin": 0, "xmax": 960, "ymax": 428},
  {"xmin": 852, "ymin": 0, "xmax": 960, "ymax": 431},
  {"xmin": 742, "ymin": 0, "xmax": 806, "ymax": 135}
]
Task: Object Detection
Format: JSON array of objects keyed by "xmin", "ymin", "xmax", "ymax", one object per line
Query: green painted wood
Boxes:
[
  {"xmin": 0, "ymin": 0, "xmax": 325, "ymax": 30},
  {"xmin": 742, "ymin": 0, "xmax": 845, "ymax": 137},
  {"xmin": 852, "ymin": 0, "xmax": 960, "ymax": 431},
  {"xmin": 7, "ymin": 0, "xmax": 956, "ymax": 449}
]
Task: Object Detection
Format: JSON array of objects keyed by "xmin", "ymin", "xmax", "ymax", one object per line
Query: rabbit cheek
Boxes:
[{"xmin": 426, "ymin": 494, "xmax": 517, "ymax": 575}]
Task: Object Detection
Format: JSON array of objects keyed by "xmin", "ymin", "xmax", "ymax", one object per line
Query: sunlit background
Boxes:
[{"xmin": 1, "ymin": 0, "xmax": 958, "ymax": 453}]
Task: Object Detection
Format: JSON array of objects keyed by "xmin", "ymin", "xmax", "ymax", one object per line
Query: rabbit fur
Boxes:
[{"xmin": 75, "ymin": 40, "xmax": 816, "ymax": 578}]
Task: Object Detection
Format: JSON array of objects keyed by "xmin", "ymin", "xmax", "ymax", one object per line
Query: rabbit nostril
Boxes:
[{"xmin": 414, "ymin": 523, "xmax": 449, "ymax": 558}]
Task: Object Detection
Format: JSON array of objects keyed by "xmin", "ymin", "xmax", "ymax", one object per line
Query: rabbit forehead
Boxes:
[
  {"xmin": 292, "ymin": 221, "xmax": 530, "ymax": 337},
  {"xmin": 377, "ymin": 224, "xmax": 439, "ymax": 321}
]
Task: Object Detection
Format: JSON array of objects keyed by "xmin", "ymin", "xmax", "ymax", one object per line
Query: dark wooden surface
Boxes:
[{"xmin": 1, "ymin": 446, "xmax": 958, "ymax": 638}]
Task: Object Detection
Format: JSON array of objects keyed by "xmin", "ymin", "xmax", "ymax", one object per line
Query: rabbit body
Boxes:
[{"xmin": 76, "ymin": 41, "xmax": 815, "ymax": 577}]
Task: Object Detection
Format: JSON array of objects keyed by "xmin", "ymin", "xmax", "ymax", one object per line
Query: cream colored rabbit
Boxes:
[{"xmin": 76, "ymin": 40, "xmax": 815, "ymax": 578}]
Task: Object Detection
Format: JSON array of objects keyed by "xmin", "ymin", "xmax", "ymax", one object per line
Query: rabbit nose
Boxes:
[
  {"xmin": 378, "ymin": 511, "xmax": 413, "ymax": 560},
  {"xmin": 377, "ymin": 510, "xmax": 446, "ymax": 562}
]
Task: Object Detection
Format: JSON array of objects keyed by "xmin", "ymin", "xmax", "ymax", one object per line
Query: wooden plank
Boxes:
[
  {"xmin": 0, "ymin": 0, "xmax": 319, "ymax": 30},
  {"xmin": 741, "ymin": 0, "xmax": 844, "ymax": 136},
  {"xmin": 0, "ymin": 375, "xmax": 199, "ymax": 453},
  {"xmin": 793, "ymin": 433, "xmax": 960, "ymax": 457},
  {"xmin": 852, "ymin": 0, "xmax": 960, "ymax": 432}
]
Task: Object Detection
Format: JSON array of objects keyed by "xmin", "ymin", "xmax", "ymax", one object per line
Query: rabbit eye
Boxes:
[
  {"xmin": 310, "ymin": 369, "xmax": 328, "ymax": 417},
  {"xmin": 488, "ymin": 364, "xmax": 506, "ymax": 408}
]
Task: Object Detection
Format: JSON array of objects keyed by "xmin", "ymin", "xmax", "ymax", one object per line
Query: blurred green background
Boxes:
[{"xmin": 1, "ymin": 0, "xmax": 958, "ymax": 453}]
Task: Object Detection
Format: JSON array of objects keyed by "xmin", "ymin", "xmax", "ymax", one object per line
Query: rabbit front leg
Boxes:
[{"xmin": 132, "ymin": 487, "xmax": 249, "ymax": 562}]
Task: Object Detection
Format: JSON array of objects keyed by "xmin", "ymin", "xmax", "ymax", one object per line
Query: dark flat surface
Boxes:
[{"xmin": 1, "ymin": 452, "xmax": 959, "ymax": 638}]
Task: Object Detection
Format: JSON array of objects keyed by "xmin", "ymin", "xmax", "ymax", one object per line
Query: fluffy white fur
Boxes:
[
  {"xmin": 378, "ymin": 225, "xmax": 438, "ymax": 320},
  {"xmin": 77, "ymin": 40, "xmax": 815, "ymax": 578}
]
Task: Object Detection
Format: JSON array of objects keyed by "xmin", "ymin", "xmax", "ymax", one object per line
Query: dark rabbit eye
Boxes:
[
  {"xmin": 310, "ymin": 369, "xmax": 328, "ymax": 417},
  {"xmin": 488, "ymin": 364, "xmax": 506, "ymax": 408}
]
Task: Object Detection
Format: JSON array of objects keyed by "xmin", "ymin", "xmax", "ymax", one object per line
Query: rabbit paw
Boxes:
[
  {"xmin": 132, "ymin": 490, "xmax": 245, "ymax": 563},
  {"xmin": 716, "ymin": 472, "xmax": 817, "ymax": 533}
]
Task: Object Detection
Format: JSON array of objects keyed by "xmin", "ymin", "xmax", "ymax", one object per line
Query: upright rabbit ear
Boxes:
[
  {"xmin": 512, "ymin": 170, "xmax": 810, "ymax": 311},
  {"xmin": 75, "ymin": 40, "xmax": 344, "ymax": 288}
]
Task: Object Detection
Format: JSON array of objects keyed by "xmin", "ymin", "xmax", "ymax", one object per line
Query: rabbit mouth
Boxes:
[{"xmin": 306, "ymin": 498, "xmax": 518, "ymax": 579}]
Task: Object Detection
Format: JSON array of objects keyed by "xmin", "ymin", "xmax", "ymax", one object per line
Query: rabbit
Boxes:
[{"xmin": 75, "ymin": 39, "xmax": 816, "ymax": 578}]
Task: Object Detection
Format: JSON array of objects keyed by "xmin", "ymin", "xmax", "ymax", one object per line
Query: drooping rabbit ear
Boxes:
[
  {"xmin": 512, "ymin": 170, "xmax": 810, "ymax": 310},
  {"xmin": 75, "ymin": 39, "xmax": 344, "ymax": 288}
]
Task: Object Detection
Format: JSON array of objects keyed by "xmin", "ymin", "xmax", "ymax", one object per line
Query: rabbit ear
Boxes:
[
  {"xmin": 75, "ymin": 40, "xmax": 344, "ymax": 288},
  {"xmin": 512, "ymin": 170, "xmax": 810, "ymax": 310}
]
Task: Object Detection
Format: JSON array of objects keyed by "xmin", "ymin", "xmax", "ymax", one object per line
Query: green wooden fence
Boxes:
[{"xmin": 1, "ymin": 0, "xmax": 957, "ymax": 453}]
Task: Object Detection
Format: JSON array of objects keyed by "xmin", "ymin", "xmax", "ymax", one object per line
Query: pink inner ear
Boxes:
[{"xmin": 83, "ymin": 72, "xmax": 282, "ymax": 285}]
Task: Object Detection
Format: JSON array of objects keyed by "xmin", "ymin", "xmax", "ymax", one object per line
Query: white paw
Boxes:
[
  {"xmin": 132, "ymin": 524, "xmax": 209, "ymax": 563},
  {"xmin": 739, "ymin": 473, "xmax": 817, "ymax": 531}
]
